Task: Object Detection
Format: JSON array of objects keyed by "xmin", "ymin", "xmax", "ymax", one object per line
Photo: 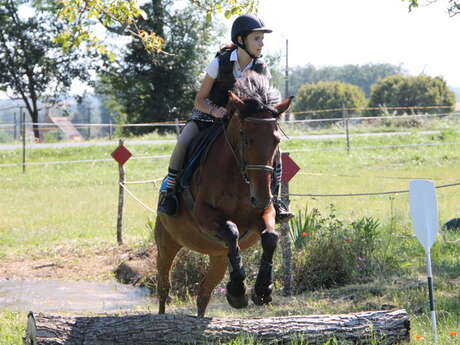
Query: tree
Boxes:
[
  {"xmin": 288, "ymin": 63, "xmax": 404, "ymax": 98},
  {"xmin": 292, "ymin": 81, "xmax": 367, "ymax": 119},
  {"xmin": 0, "ymin": 0, "xmax": 92, "ymax": 140},
  {"xmin": 96, "ymin": 0, "xmax": 216, "ymax": 133},
  {"xmin": 34, "ymin": 0, "xmax": 258, "ymax": 58},
  {"xmin": 405, "ymin": 0, "xmax": 460, "ymax": 16},
  {"xmin": 368, "ymin": 74, "xmax": 456, "ymax": 115}
]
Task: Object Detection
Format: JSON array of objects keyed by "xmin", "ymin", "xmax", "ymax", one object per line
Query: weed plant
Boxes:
[{"xmin": 289, "ymin": 205, "xmax": 398, "ymax": 292}]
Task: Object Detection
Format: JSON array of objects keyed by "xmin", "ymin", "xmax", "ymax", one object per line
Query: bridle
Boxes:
[
  {"xmin": 222, "ymin": 113, "xmax": 279, "ymax": 185},
  {"xmin": 239, "ymin": 117, "xmax": 277, "ymax": 184}
]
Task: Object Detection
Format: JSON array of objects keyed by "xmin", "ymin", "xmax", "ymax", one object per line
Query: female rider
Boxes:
[{"xmin": 158, "ymin": 14, "xmax": 293, "ymax": 223}]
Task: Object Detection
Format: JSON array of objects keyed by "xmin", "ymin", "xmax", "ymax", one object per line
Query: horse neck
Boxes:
[{"xmin": 226, "ymin": 115, "xmax": 241, "ymax": 148}]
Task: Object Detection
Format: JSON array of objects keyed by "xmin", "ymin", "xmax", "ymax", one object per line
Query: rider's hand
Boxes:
[{"xmin": 211, "ymin": 106, "xmax": 226, "ymax": 118}]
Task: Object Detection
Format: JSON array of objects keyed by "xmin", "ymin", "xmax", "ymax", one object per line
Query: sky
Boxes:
[
  {"xmin": 254, "ymin": 0, "xmax": 460, "ymax": 87},
  {"xmin": 2, "ymin": 0, "xmax": 459, "ymax": 100}
]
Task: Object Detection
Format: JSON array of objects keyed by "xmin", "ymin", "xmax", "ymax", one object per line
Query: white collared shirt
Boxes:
[{"xmin": 204, "ymin": 49, "xmax": 271, "ymax": 80}]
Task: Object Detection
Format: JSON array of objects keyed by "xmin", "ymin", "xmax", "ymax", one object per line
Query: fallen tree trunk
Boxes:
[{"xmin": 25, "ymin": 309, "xmax": 410, "ymax": 345}]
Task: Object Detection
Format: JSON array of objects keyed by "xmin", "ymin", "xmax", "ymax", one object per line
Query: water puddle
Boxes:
[{"xmin": 0, "ymin": 279, "xmax": 154, "ymax": 313}]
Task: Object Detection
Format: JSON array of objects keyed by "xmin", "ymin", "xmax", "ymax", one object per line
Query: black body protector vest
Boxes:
[{"xmin": 208, "ymin": 49, "xmax": 269, "ymax": 107}]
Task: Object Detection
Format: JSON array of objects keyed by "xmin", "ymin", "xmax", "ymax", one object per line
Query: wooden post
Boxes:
[
  {"xmin": 21, "ymin": 107, "xmax": 26, "ymax": 173},
  {"xmin": 343, "ymin": 106, "xmax": 350, "ymax": 154},
  {"xmin": 280, "ymin": 179, "xmax": 293, "ymax": 296},
  {"xmin": 13, "ymin": 111, "xmax": 17, "ymax": 141},
  {"xmin": 109, "ymin": 120, "xmax": 113, "ymax": 140},
  {"xmin": 174, "ymin": 118, "xmax": 180, "ymax": 138},
  {"xmin": 345, "ymin": 118, "xmax": 350, "ymax": 154},
  {"xmin": 116, "ymin": 139, "xmax": 125, "ymax": 245},
  {"xmin": 87, "ymin": 106, "xmax": 91, "ymax": 140},
  {"xmin": 280, "ymin": 152, "xmax": 293, "ymax": 296}
]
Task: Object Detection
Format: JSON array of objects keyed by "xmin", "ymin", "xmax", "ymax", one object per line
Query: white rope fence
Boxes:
[
  {"xmin": 0, "ymin": 154, "xmax": 170, "ymax": 168},
  {"xmin": 2, "ymin": 140, "xmax": 460, "ymax": 168},
  {"xmin": 119, "ymin": 182, "xmax": 157, "ymax": 213},
  {"xmin": 117, "ymin": 173, "xmax": 460, "ymax": 215},
  {"xmin": 124, "ymin": 178, "xmax": 163, "ymax": 185},
  {"xmin": 298, "ymin": 172, "xmax": 436, "ymax": 181},
  {"xmin": 288, "ymin": 182, "xmax": 460, "ymax": 198}
]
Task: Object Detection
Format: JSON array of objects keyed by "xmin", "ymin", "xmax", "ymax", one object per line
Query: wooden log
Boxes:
[{"xmin": 25, "ymin": 309, "xmax": 410, "ymax": 345}]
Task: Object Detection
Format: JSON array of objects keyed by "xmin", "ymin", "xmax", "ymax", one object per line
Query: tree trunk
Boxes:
[{"xmin": 25, "ymin": 309, "xmax": 410, "ymax": 345}]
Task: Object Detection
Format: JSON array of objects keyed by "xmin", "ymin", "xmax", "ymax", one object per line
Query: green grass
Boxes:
[
  {"xmin": 0, "ymin": 312, "xmax": 26, "ymax": 345},
  {"xmin": 1, "ymin": 127, "xmax": 460, "ymax": 344}
]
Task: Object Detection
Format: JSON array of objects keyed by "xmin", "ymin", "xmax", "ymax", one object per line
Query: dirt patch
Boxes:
[{"xmin": 0, "ymin": 241, "xmax": 155, "ymax": 282}]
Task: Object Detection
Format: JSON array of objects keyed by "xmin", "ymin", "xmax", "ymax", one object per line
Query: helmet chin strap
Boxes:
[{"xmin": 236, "ymin": 42, "xmax": 261, "ymax": 60}]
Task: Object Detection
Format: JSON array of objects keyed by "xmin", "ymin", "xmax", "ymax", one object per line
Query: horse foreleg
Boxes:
[
  {"xmin": 154, "ymin": 219, "xmax": 182, "ymax": 314},
  {"xmin": 221, "ymin": 220, "xmax": 248, "ymax": 309},
  {"xmin": 196, "ymin": 255, "xmax": 227, "ymax": 317},
  {"xmin": 252, "ymin": 207, "xmax": 278, "ymax": 306}
]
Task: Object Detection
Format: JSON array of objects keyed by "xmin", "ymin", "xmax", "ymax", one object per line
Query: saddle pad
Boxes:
[{"xmin": 159, "ymin": 176, "xmax": 168, "ymax": 193}]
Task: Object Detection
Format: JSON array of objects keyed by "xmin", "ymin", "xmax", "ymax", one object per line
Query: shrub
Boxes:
[
  {"xmin": 170, "ymin": 248, "xmax": 208, "ymax": 300},
  {"xmin": 292, "ymin": 81, "xmax": 367, "ymax": 120},
  {"xmin": 290, "ymin": 205, "xmax": 383, "ymax": 292},
  {"xmin": 368, "ymin": 75, "xmax": 456, "ymax": 116}
]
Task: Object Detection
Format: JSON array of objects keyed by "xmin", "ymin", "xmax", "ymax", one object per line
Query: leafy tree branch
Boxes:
[
  {"xmin": 46, "ymin": 0, "xmax": 258, "ymax": 59},
  {"xmin": 404, "ymin": 0, "xmax": 460, "ymax": 16}
]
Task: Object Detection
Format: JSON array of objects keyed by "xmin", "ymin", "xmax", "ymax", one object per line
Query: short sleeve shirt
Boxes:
[{"xmin": 204, "ymin": 49, "xmax": 271, "ymax": 80}]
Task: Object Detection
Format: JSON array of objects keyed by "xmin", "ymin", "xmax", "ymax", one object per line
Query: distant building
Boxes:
[{"xmin": 0, "ymin": 94, "xmax": 114, "ymax": 141}]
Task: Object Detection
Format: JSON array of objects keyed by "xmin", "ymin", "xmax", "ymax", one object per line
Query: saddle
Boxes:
[
  {"xmin": 160, "ymin": 121, "xmax": 225, "ymax": 210},
  {"xmin": 180, "ymin": 120, "xmax": 224, "ymax": 189}
]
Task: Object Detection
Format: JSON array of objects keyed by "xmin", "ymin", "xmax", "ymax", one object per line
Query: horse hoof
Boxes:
[
  {"xmin": 226, "ymin": 292, "xmax": 249, "ymax": 309},
  {"xmin": 251, "ymin": 287, "xmax": 273, "ymax": 306}
]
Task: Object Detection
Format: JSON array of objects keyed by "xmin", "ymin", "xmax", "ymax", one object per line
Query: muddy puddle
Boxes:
[{"xmin": 0, "ymin": 279, "xmax": 154, "ymax": 313}]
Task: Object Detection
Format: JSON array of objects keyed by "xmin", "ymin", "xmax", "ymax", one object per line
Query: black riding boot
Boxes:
[
  {"xmin": 273, "ymin": 198, "xmax": 294, "ymax": 224},
  {"xmin": 271, "ymin": 167, "xmax": 294, "ymax": 224},
  {"xmin": 158, "ymin": 188, "xmax": 178, "ymax": 216}
]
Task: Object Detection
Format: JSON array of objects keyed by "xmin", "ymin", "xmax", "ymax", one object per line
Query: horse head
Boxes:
[{"xmin": 227, "ymin": 87, "xmax": 293, "ymax": 210}]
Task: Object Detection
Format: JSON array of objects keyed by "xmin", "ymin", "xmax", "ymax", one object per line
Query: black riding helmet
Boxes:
[{"xmin": 231, "ymin": 14, "xmax": 272, "ymax": 58}]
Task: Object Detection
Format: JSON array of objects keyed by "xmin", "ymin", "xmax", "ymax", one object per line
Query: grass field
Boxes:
[{"xmin": 0, "ymin": 126, "xmax": 459, "ymax": 344}]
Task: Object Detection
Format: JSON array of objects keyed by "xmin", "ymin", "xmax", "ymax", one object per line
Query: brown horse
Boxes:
[{"xmin": 154, "ymin": 72, "xmax": 293, "ymax": 317}]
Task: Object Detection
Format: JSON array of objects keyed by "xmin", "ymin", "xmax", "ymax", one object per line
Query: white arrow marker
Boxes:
[{"xmin": 409, "ymin": 179, "xmax": 439, "ymax": 345}]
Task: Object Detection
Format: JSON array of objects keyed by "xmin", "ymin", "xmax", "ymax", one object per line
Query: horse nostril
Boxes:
[{"xmin": 250, "ymin": 197, "xmax": 257, "ymax": 207}]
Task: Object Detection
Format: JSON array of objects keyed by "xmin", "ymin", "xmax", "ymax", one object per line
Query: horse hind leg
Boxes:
[
  {"xmin": 252, "ymin": 230, "xmax": 278, "ymax": 306},
  {"xmin": 154, "ymin": 219, "xmax": 182, "ymax": 314},
  {"xmin": 196, "ymin": 255, "xmax": 227, "ymax": 317}
]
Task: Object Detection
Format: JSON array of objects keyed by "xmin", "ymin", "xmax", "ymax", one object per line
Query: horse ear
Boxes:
[{"xmin": 274, "ymin": 96, "xmax": 294, "ymax": 116}]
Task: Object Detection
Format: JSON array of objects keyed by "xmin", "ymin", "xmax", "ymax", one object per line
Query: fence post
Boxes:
[
  {"xmin": 345, "ymin": 118, "xmax": 350, "ymax": 154},
  {"xmin": 280, "ymin": 153, "xmax": 293, "ymax": 296},
  {"xmin": 116, "ymin": 139, "xmax": 125, "ymax": 245},
  {"xmin": 21, "ymin": 108, "xmax": 26, "ymax": 173},
  {"xmin": 108, "ymin": 120, "xmax": 112, "ymax": 140},
  {"xmin": 343, "ymin": 106, "xmax": 350, "ymax": 153},
  {"xmin": 13, "ymin": 112, "xmax": 17, "ymax": 141},
  {"xmin": 174, "ymin": 118, "xmax": 180, "ymax": 138}
]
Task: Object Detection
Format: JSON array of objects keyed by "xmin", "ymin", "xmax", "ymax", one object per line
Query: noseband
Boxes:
[{"xmin": 223, "ymin": 116, "xmax": 278, "ymax": 185}]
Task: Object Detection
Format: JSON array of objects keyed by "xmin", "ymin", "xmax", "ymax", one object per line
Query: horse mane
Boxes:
[{"xmin": 232, "ymin": 71, "xmax": 281, "ymax": 116}]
